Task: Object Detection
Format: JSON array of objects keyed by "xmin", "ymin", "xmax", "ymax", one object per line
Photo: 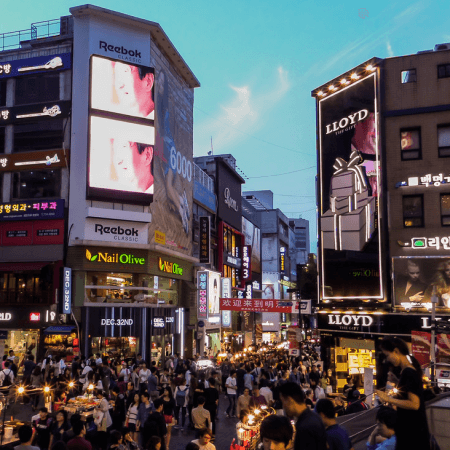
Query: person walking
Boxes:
[
  {"xmin": 173, "ymin": 378, "xmax": 189, "ymax": 430},
  {"xmin": 203, "ymin": 378, "xmax": 219, "ymax": 436},
  {"xmin": 375, "ymin": 337, "xmax": 431, "ymax": 450},
  {"xmin": 225, "ymin": 370, "xmax": 237, "ymax": 418}
]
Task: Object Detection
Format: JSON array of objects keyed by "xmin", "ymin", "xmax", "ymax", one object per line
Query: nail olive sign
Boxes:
[
  {"xmin": 158, "ymin": 257, "xmax": 183, "ymax": 275},
  {"xmin": 86, "ymin": 249, "xmax": 146, "ymax": 265}
]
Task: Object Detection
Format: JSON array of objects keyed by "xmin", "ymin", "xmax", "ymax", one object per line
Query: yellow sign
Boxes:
[{"xmin": 155, "ymin": 230, "xmax": 166, "ymax": 245}]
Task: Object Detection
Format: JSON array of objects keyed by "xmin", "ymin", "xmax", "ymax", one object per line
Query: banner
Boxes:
[
  {"xmin": 220, "ymin": 298, "xmax": 296, "ymax": 313},
  {"xmin": 411, "ymin": 331, "xmax": 431, "ymax": 367}
]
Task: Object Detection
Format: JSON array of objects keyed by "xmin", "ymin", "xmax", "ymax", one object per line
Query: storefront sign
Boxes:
[
  {"xmin": 101, "ymin": 318, "xmax": 134, "ymax": 326},
  {"xmin": 220, "ymin": 298, "xmax": 296, "ymax": 313},
  {"xmin": 63, "ymin": 268, "xmax": 72, "ymax": 315},
  {"xmin": 0, "ymin": 53, "xmax": 71, "ymax": 79},
  {"xmin": 292, "ymin": 300, "xmax": 312, "ymax": 315},
  {"xmin": 396, "ymin": 173, "xmax": 450, "ymax": 189},
  {"xmin": 221, "ymin": 278, "xmax": 232, "ymax": 327},
  {"xmin": 328, "ymin": 314, "xmax": 373, "ymax": 327},
  {"xmin": 199, "ymin": 216, "xmax": 210, "ymax": 264},
  {"xmin": 86, "ymin": 249, "xmax": 146, "ymax": 265},
  {"xmin": 245, "ymin": 282, "xmax": 253, "ymax": 299},
  {"xmin": 0, "ymin": 101, "xmax": 71, "ymax": 125},
  {"xmin": 85, "ymin": 218, "xmax": 148, "ymax": 244},
  {"xmin": 0, "ymin": 220, "xmax": 65, "ymax": 247},
  {"xmin": 0, "ymin": 150, "xmax": 69, "ymax": 173},
  {"xmin": 158, "ymin": 258, "xmax": 183, "ymax": 275},
  {"xmin": 153, "ymin": 317, "xmax": 165, "ymax": 328},
  {"xmin": 0, "ymin": 200, "xmax": 64, "ymax": 222},
  {"xmin": 155, "ymin": 230, "xmax": 166, "ymax": 245},
  {"xmin": 194, "ymin": 181, "xmax": 216, "ymax": 213},
  {"xmin": 279, "ymin": 279, "xmax": 296, "ymax": 288},
  {"xmin": 29, "ymin": 313, "xmax": 40, "ymax": 322},
  {"xmin": 242, "ymin": 246, "xmax": 251, "ymax": 281},
  {"xmin": 197, "ymin": 271, "xmax": 208, "ymax": 320},
  {"xmin": 252, "ymin": 280, "xmax": 261, "ymax": 290},
  {"xmin": 0, "ymin": 314, "xmax": 11, "ymax": 321},
  {"xmin": 397, "ymin": 236, "xmax": 450, "ymax": 250},
  {"xmin": 280, "ymin": 247, "xmax": 286, "ymax": 275},
  {"xmin": 224, "ymin": 188, "xmax": 239, "ymax": 211}
]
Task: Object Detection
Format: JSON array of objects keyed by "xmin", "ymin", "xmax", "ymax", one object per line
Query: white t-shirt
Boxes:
[
  {"xmin": 226, "ymin": 376, "xmax": 237, "ymax": 395},
  {"xmin": 120, "ymin": 368, "xmax": 131, "ymax": 382},
  {"xmin": 139, "ymin": 369, "xmax": 150, "ymax": 384},
  {"xmin": 80, "ymin": 365, "xmax": 93, "ymax": 382},
  {"xmin": 260, "ymin": 387, "xmax": 273, "ymax": 405},
  {"xmin": 191, "ymin": 439, "xmax": 216, "ymax": 450}
]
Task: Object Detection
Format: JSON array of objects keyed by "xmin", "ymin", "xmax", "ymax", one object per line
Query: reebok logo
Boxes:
[
  {"xmin": 95, "ymin": 224, "xmax": 139, "ymax": 237},
  {"xmin": 99, "ymin": 41, "xmax": 142, "ymax": 59}
]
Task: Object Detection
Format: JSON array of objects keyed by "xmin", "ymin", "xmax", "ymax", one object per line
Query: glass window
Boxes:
[
  {"xmin": 15, "ymin": 73, "xmax": 60, "ymax": 105},
  {"xmin": 0, "ymin": 126, "xmax": 5, "ymax": 153},
  {"xmin": 0, "ymin": 272, "xmax": 49, "ymax": 304},
  {"xmin": 400, "ymin": 129, "xmax": 421, "ymax": 160},
  {"xmin": 12, "ymin": 169, "xmax": 61, "ymax": 200},
  {"xmin": 14, "ymin": 119, "xmax": 64, "ymax": 152},
  {"xmin": 0, "ymin": 80, "xmax": 6, "ymax": 107},
  {"xmin": 401, "ymin": 69, "xmax": 416, "ymax": 83},
  {"xmin": 441, "ymin": 194, "xmax": 450, "ymax": 226},
  {"xmin": 403, "ymin": 195, "xmax": 424, "ymax": 227},
  {"xmin": 438, "ymin": 126, "xmax": 450, "ymax": 157},
  {"xmin": 438, "ymin": 64, "xmax": 450, "ymax": 79}
]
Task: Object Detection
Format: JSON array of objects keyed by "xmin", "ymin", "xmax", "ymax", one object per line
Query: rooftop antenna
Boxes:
[{"xmin": 207, "ymin": 136, "xmax": 214, "ymax": 156}]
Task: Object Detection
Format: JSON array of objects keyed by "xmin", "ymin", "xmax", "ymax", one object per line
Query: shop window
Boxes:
[
  {"xmin": 0, "ymin": 80, "xmax": 6, "ymax": 107},
  {"xmin": 0, "ymin": 126, "xmax": 5, "ymax": 153},
  {"xmin": 14, "ymin": 119, "xmax": 64, "ymax": 152},
  {"xmin": 441, "ymin": 194, "xmax": 450, "ymax": 226},
  {"xmin": 91, "ymin": 337, "xmax": 138, "ymax": 360},
  {"xmin": 400, "ymin": 128, "xmax": 421, "ymax": 160},
  {"xmin": 12, "ymin": 169, "xmax": 61, "ymax": 200},
  {"xmin": 438, "ymin": 63, "xmax": 450, "ymax": 79},
  {"xmin": 438, "ymin": 125, "xmax": 450, "ymax": 157},
  {"xmin": 401, "ymin": 69, "xmax": 416, "ymax": 83},
  {"xmin": 403, "ymin": 195, "xmax": 424, "ymax": 227},
  {"xmin": 15, "ymin": 73, "xmax": 60, "ymax": 105},
  {"xmin": 0, "ymin": 271, "xmax": 51, "ymax": 304}
]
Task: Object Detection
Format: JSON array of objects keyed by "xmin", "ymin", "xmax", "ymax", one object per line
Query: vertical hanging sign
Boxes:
[
  {"xmin": 197, "ymin": 271, "xmax": 208, "ymax": 320},
  {"xmin": 221, "ymin": 277, "xmax": 232, "ymax": 328},
  {"xmin": 199, "ymin": 216, "xmax": 210, "ymax": 264},
  {"xmin": 280, "ymin": 247, "xmax": 286, "ymax": 275},
  {"xmin": 242, "ymin": 245, "xmax": 252, "ymax": 281},
  {"xmin": 62, "ymin": 267, "xmax": 72, "ymax": 315}
]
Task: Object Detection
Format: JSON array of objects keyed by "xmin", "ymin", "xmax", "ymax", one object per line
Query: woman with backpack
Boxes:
[
  {"xmin": 173, "ymin": 378, "xmax": 189, "ymax": 430},
  {"xmin": 0, "ymin": 360, "xmax": 14, "ymax": 387}
]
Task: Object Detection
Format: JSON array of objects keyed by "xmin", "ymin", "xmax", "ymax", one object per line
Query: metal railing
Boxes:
[
  {"xmin": 0, "ymin": 19, "xmax": 60, "ymax": 52},
  {"xmin": 194, "ymin": 163, "xmax": 215, "ymax": 193}
]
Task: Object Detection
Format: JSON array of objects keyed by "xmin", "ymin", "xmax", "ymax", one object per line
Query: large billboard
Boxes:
[
  {"xmin": 88, "ymin": 55, "xmax": 155, "ymax": 204},
  {"xmin": 318, "ymin": 72, "xmax": 383, "ymax": 300},
  {"xmin": 393, "ymin": 257, "xmax": 450, "ymax": 312},
  {"xmin": 242, "ymin": 217, "xmax": 261, "ymax": 273}
]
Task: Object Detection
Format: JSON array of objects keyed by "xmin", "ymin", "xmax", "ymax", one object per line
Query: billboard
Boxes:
[
  {"xmin": 318, "ymin": 72, "xmax": 383, "ymax": 300},
  {"xmin": 88, "ymin": 55, "xmax": 155, "ymax": 205},
  {"xmin": 208, "ymin": 271, "xmax": 221, "ymax": 317},
  {"xmin": 242, "ymin": 217, "xmax": 261, "ymax": 273},
  {"xmin": 393, "ymin": 257, "xmax": 450, "ymax": 312}
]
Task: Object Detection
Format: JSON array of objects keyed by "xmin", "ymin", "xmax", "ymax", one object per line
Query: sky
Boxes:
[{"xmin": 2, "ymin": 0, "xmax": 450, "ymax": 251}]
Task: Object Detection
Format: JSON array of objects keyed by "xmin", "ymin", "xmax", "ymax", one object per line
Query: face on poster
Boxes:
[
  {"xmin": 319, "ymin": 72, "xmax": 383, "ymax": 300},
  {"xmin": 89, "ymin": 116, "xmax": 155, "ymax": 196},
  {"xmin": 91, "ymin": 55, "xmax": 155, "ymax": 120},
  {"xmin": 208, "ymin": 271, "xmax": 221, "ymax": 316},
  {"xmin": 393, "ymin": 257, "xmax": 450, "ymax": 311},
  {"xmin": 242, "ymin": 217, "xmax": 261, "ymax": 273}
]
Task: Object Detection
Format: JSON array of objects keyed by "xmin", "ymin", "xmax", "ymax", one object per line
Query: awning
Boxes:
[
  {"xmin": 0, "ymin": 262, "xmax": 49, "ymax": 272},
  {"xmin": 43, "ymin": 326, "xmax": 76, "ymax": 335}
]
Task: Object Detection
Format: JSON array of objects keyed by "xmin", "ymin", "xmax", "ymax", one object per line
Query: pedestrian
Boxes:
[
  {"xmin": 260, "ymin": 414, "xmax": 293, "ymax": 450},
  {"xmin": 22, "ymin": 355, "xmax": 36, "ymax": 385},
  {"xmin": 366, "ymin": 406, "xmax": 397, "ymax": 450},
  {"xmin": 225, "ymin": 370, "xmax": 237, "ymax": 418},
  {"xmin": 316, "ymin": 398, "xmax": 354, "ymax": 450},
  {"xmin": 111, "ymin": 386, "xmax": 126, "ymax": 431},
  {"xmin": 191, "ymin": 396, "xmax": 211, "ymax": 437},
  {"xmin": 125, "ymin": 393, "xmax": 140, "ymax": 442},
  {"xmin": 203, "ymin": 378, "xmax": 219, "ymax": 436},
  {"xmin": 375, "ymin": 336, "xmax": 431, "ymax": 450},
  {"xmin": 161, "ymin": 386, "xmax": 175, "ymax": 450},
  {"xmin": 49, "ymin": 410, "xmax": 71, "ymax": 448},
  {"xmin": 136, "ymin": 392, "xmax": 153, "ymax": 440},
  {"xmin": 16, "ymin": 424, "xmax": 40, "ymax": 450},
  {"xmin": 33, "ymin": 407, "xmax": 53, "ymax": 450},
  {"xmin": 190, "ymin": 428, "xmax": 216, "ymax": 450},
  {"xmin": 345, "ymin": 390, "xmax": 368, "ymax": 414},
  {"xmin": 243, "ymin": 368, "xmax": 253, "ymax": 394},
  {"xmin": 138, "ymin": 362, "xmax": 150, "ymax": 395},
  {"xmin": 0, "ymin": 360, "xmax": 14, "ymax": 386},
  {"xmin": 141, "ymin": 398, "xmax": 167, "ymax": 450},
  {"xmin": 173, "ymin": 378, "xmax": 189, "ymax": 430},
  {"xmin": 67, "ymin": 420, "xmax": 92, "ymax": 450},
  {"xmin": 279, "ymin": 382, "xmax": 327, "ymax": 450}
]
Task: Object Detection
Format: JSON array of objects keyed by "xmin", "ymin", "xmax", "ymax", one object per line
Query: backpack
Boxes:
[
  {"xmin": 2, "ymin": 369, "xmax": 12, "ymax": 386},
  {"xmin": 175, "ymin": 387, "xmax": 187, "ymax": 407}
]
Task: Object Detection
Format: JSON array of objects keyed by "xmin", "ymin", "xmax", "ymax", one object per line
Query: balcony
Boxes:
[{"xmin": 194, "ymin": 163, "xmax": 214, "ymax": 193}]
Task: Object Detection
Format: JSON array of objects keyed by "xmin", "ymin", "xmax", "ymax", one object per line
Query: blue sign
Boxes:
[
  {"xmin": 194, "ymin": 181, "xmax": 216, "ymax": 213},
  {"xmin": 0, "ymin": 53, "xmax": 72, "ymax": 79},
  {"xmin": 198, "ymin": 320, "xmax": 205, "ymax": 328},
  {"xmin": 62, "ymin": 267, "xmax": 72, "ymax": 315},
  {"xmin": 0, "ymin": 199, "xmax": 64, "ymax": 221}
]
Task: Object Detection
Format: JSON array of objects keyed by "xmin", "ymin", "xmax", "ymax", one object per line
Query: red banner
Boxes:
[
  {"xmin": 437, "ymin": 334, "xmax": 450, "ymax": 364},
  {"xmin": 220, "ymin": 298, "xmax": 294, "ymax": 313},
  {"xmin": 412, "ymin": 330, "xmax": 431, "ymax": 367}
]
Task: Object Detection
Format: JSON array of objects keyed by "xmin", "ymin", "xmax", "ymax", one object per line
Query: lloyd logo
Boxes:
[
  {"xmin": 86, "ymin": 249, "xmax": 145, "ymax": 265},
  {"xmin": 326, "ymin": 109, "xmax": 369, "ymax": 135},
  {"xmin": 224, "ymin": 188, "xmax": 238, "ymax": 211},
  {"xmin": 158, "ymin": 258, "xmax": 183, "ymax": 275},
  {"xmin": 328, "ymin": 314, "xmax": 373, "ymax": 327}
]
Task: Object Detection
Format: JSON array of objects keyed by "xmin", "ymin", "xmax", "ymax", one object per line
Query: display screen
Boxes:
[
  {"xmin": 208, "ymin": 271, "xmax": 221, "ymax": 317},
  {"xmin": 318, "ymin": 73, "xmax": 383, "ymax": 300},
  {"xmin": 88, "ymin": 55, "xmax": 155, "ymax": 205}
]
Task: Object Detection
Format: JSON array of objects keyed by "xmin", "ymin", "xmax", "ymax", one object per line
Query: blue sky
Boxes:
[{"xmin": 2, "ymin": 0, "xmax": 450, "ymax": 251}]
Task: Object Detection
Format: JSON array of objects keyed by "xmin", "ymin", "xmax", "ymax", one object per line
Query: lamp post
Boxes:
[{"xmin": 431, "ymin": 285, "xmax": 438, "ymax": 386}]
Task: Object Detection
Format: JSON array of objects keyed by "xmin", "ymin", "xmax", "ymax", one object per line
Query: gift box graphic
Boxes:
[{"xmin": 321, "ymin": 150, "xmax": 376, "ymax": 251}]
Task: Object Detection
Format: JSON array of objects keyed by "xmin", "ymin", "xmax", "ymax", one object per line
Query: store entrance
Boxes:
[{"xmin": 91, "ymin": 336, "xmax": 138, "ymax": 361}]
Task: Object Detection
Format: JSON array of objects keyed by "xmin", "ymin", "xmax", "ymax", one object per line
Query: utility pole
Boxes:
[{"xmin": 431, "ymin": 285, "xmax": 437, "ymax": 386}]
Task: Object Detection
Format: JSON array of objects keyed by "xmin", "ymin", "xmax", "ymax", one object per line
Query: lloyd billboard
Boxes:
[{"xmin": 318, "ymin": 71, "xmax": 383, "ymax": 300}]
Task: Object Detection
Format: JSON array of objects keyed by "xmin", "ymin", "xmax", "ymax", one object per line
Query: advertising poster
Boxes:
[
  {"xmin": 242, "ymin": 217, "xmax": 261, "ymax": 273},
  {"xmin": 88, "ymin": 55, "xmax": 155, "ymax": 204},
  {"xmin": 197, "ymin": 271, "xmax": 208, "ymax": 320},
  {"xmin": 148, "ymin": 69, "xmax": 193, "ymax": 257},
  {"xmin": 262, "ymin": 272, "xmax": 280, "ymax": 300},
  {"xmin": 318, "ymin": 72, "xmax": 382, "ymax": 300},
  {"xmin": 437, "ymin": 334, "xmax": 450, "ymax": 364},
  {"xmin": 411, "ymin": 331, "xmax": 431, "ymax": 367},
  {"xmin": 393, "ymin": 257, "xmax": 450, "ymax": 311},
  {"xmin": 208, "ymin": 271, "xmax": 221, "ymax": 317},
  {"xmin": 221, "ymin": 278, "xmax": 232, "ymax": 328}
]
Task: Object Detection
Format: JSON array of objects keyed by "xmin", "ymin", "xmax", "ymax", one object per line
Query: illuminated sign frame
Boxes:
[
  {"xmin": 197, "ymin": 271, "xmax": 209, "ymax": 320},
  {"xmin": 0, "ymin": 53, "xmax": 71, "ymax": 79},
  {"xmin": 85, "ymin": 249, "xmax": 146, "ymax": 265},
  {"xmin": 0, "ymin": 200, "xmax": 64, "ymax": 222},
  {"xmin": 158, "ymin": 257, "xmax": 183, "ymax": 276}
]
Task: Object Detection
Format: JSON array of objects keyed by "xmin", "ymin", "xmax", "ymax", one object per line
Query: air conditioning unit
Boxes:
[{"xmin": 434, "ymin": 43, "xmax": 450, "ymax": 51}]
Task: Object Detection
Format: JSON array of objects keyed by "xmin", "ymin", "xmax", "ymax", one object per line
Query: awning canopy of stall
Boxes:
[{"xmin": 43, "ymin": 326, "xmax": 76, "ymax": 335}]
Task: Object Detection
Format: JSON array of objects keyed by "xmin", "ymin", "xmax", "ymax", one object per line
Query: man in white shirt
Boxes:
[
  {"xmin": 0, "ymin": 361, "xmax": 15, "ymax": 386},
  {"xmin": 95, "ymin": 353, "xmax": 103, "ymax": 365},
  {"xmin": 225, "ymin": 370, "xmax": 237, "ymax": 418},
  {"xmin": 260, "ymin": 383, "xmax": 274, "ymax": 407},
  {"xmin": 79, "ymin": 362, "xmax": 93, "ymax": 387},
  {"xmin": 191, "ymin": 428, "xmax": 216, "ymax": 450}
]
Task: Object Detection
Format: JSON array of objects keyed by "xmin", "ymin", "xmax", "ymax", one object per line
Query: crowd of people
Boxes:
[{"xmin": 1, "ymin": 336, "xmax": 440, "ymax": 450}]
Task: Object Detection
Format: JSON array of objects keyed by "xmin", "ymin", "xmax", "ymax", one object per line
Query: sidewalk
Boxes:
[{"xmin": 169, "ymin": 394, "xmax": 239, "ymax": 450}]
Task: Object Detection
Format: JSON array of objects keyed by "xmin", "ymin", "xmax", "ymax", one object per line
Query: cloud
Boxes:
[
  {"xmin": 194, "ymin": 66, "xmax": 290, "ymax": 153},
  {"xmin": 386, "ymin": 41, "xmax": 394, "ymax": 57}
]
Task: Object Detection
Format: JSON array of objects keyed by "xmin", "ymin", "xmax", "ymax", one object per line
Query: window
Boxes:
[
  {"xmin": 438, "ymin": 64, "xmax": 450, "ymax": 79},
  {"xmin": 441, "ymin": 194, "xmax": 450, "ymax": 226},
  {"xmin": 15, "ymin": 73, "xmax": 60, "ymax": 105},
  {"xmin": 14, "ymin": 119, "xmax": 64, "ymax": 152},
  {"xmin": 0, "ymin": 271, "xmax": 51, "ymax": 304},
  {"xmin": 403, "ymin": 195, "xmax": 424, "ymax": 227},
  {"xmin": 0, "ymin": 126, "xmax": 5, "ymax": 153},
  {"xmin": 401, "ymin": 69, "xmax": 417, "ymax": 83},
  {"xmin": 438, "ymin": 126, "xmax": 450, "ymax": 157},
  {"xmin": 12, "ymin": 169, "xmax": 61, "ymax": 200},
  {"xmin": 0, "ymin": 80, "xmax": 6, "ymax": 107},
  {"xmin": 400, "ymin": 128, "xmax": 421, "ymax": 160}
]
